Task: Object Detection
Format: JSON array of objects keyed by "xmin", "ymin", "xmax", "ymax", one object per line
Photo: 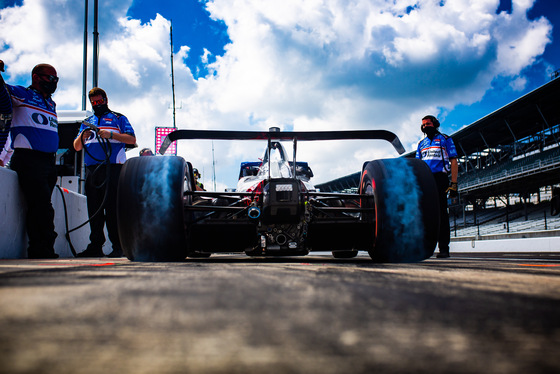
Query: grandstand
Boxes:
[{"xmin": 316, "ymin": 74, "xmax": 560, "ymax": 239}]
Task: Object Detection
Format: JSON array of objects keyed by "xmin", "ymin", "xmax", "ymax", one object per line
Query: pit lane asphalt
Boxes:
[{"xmin": 0, "ymin": 252, "xmax": 559, "ymax": 374}]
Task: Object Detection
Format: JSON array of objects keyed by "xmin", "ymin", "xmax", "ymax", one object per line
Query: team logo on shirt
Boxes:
[
  {"xmin": 32, "ymin": 113, "xmax": 49, "ymax": 125},
  {"xmin": 421, "ymin": 149, "xmax": 442, "ymax": 159},
  {"xmin": 49, "ymin": 116, "xmax": 58, "ymax": 128},
  {"xmin": 31, "ymin": 112, "xmax": 58, "ymax": 128}
]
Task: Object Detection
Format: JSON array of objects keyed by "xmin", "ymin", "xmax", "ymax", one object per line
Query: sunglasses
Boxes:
[
  {"xmin": 90, "ymin": 98, "xmax": 106, "ymax": 106},
  {"xmin": 37, "ymin": 74, "xmax": 59, "ymax": 83}
]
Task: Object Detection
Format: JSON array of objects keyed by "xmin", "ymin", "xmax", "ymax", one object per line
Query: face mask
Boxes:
[
  {"xmin": 423, "ymin": 126, "xmax": 438, "ymax": 139},
  {"xmin": 39, "ymin": 81, "xmax": 57, "ymax": 96},
  {"xmin": 93, "ymin": 104, "xmax": 109, "ymax": 116}
]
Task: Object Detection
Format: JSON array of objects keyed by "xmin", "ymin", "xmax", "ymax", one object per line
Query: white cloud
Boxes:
[
  {"xmin": 494, "ymin": 15, "xmax": 552, "ymax": 76},
  {"xmin": 196, "ymin": 0, "xmax": 552, "ymax": 183},
  {"xmin": 509, "ymin": 76, "xmax": 527, "ymax": 91},
  {"xmin": 0, "ymin": 0, "xmax": 553, "ymax": 187}
]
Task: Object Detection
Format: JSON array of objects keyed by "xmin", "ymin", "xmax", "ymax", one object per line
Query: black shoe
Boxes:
[
  {"xmin": 436, "ymin": 252, "xmax": 450, "ymax": 258},
  {"xmin": 77, "ymin": 245, "xmax": 104, "ymax": 258},
  {"xmin": 107, "ymin": 248, "xmax": 123, "ymax": 258},
  {"xmin": 28, "ymin": 251, "xmax": 59, "ymax": 259}
]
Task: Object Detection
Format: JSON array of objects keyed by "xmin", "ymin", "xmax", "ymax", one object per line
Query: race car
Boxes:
[{"xmin": 116, "ymin": 127, "xmax": 439, "ymax": 262}]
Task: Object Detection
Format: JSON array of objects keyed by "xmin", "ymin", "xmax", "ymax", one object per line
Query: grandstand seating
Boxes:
[
  {"xmin": 450, "ymin": 200, "xmax": 560, "ymax": 237},
  {"xmin": 460, "ymin": 146, "xmax": 560, "ymax": 190}
]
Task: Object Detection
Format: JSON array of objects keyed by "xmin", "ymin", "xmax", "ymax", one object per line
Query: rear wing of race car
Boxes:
[{"xmin": 158, "ymin": 128, "xmax": 406, "ymax": 155}]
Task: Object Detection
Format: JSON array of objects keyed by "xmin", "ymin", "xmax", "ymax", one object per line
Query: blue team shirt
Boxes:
[
  {"xmin": 416, "ymin": 133, "xmax": 457, "ymax": 174},
  {"xmin": 5, "ymin": 84, "xmax": 58, "ymax": 153},
  {"xmin": 77, "ymin": 111, "xmax": 135, "ymax": 166}
]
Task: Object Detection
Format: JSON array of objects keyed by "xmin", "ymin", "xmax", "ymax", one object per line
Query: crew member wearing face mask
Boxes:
[
  {"xmin": 0, "ymin": 61, "xmax": 60, "ymax": 258},
  {"xmin": 73, "ymin": 87, "xmax": 136, "ymax": 258},
  {"xmin": 416, "ymin": 115, "xmax": 458, "ymax": 258}
]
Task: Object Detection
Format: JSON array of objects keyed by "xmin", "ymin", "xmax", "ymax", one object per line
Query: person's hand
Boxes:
[
  {"xmin": 99, "ymin": 129, "xmax": 113, "ymax": 140},
  {"xmin": 0, "ymin": 159, "xmax": 4, "ymax": 167},
  {"xmin": 0, "ymin": 60, "xmax": 4, "ymax": 73},
  {"xmin": 446, "ymin": 182, "xmax": 458, "ymax": 198},
  {"xmin": 81, "ymin": 129, "xmax": 93, "ymax": 139}
]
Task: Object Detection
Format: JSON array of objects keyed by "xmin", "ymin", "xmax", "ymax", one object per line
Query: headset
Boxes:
[{"xmin": 421, "ymin": 115, "xmax": 440, "ymax": 133}]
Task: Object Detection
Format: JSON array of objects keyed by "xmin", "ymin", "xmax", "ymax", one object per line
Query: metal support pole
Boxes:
[
  {"xmin": 504, "ymin": 119, "xmax": 517, "ymax": 155},
  {"xmin": 479, "ymin": 131, "xmax": 498, "ymax": 164},
  {"xmin": 292, "ymin": 137, "xmax": 297, "ymax": 179},
  {"xmin": 506, "ymin": 194, "xmax": 510, "ymax": 233},
  {"xmin": 82, "ymin": 0, "xmax": 88, "ymax": 111},
  {"xmin": 524, "ymin": 194, "xmax": 528, "ymax": 221},
  {"xmin": 92, "ymin": 0, "xmax": 99, "ymax": 88},
  {"xmin": 536, "ymin": 103, "xmax": 558, "ymax": 144},
  {"xmin": 79, "ymin": 0, "xmax": 89, "ymax": 194},
  {"xmin": 170, "ymin": 22, "xmax": 176, "ymax": 129},
  {"xmin": 459, "ymin": 142, "xmax": 476, "ymax": 172},
  {"xmin": 454, "ymin": 212, "xmax": 457, "ymax": 237}
]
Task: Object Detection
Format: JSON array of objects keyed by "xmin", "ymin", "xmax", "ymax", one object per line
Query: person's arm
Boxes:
[
  {"xmin": 97, "ymin": 129, "xmax": 136, "ymax": 144},
  {"xmin": 117, "ymin": 133, "xmax": 136, "ymax": 144},
  {"xmin": 0, "ymin": 81, "xmax": 11, "ymax": 114},
  {"xmin": 104, "ymin": 114, "xmax": 136, "ymax": 145},
  {"xmin": 0, "ymin": 60, "xmax": 13, "ymax": 121},
  {"xmin": 73, "ymin": 129, "xmax": 93, "ymax": 151},
  {"xmin": 450, "ymin": 158, "xmax": 458, "ymax": 183}
]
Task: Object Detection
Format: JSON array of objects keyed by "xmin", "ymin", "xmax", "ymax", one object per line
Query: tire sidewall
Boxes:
[{"xmin": 360, "ymin": 158, "xmax": 439, "ymax": 262}]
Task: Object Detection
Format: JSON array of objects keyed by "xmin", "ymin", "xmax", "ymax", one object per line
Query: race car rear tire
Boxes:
[
  {"xmin": 360, "ymin": 158, "xmax": 439, "ymax": 263},
  {"xmin": 117, "ymin": 156, "xmax": 190, "ymax": 261}
]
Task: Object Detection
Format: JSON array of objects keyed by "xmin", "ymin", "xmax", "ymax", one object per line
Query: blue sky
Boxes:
[
  {"xmin": 442, "ymin": 0, "xmax": 560, "ymax": 128},
  {"xmin": 1, "ymin": 0, "xmax": 558, "ymax": 189},
  {"xmin": 127, "ymin": 0, "xmax": 230, "ymax": 79}
]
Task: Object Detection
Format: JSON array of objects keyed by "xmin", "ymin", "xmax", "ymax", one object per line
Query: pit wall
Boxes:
[
  {"xmin": 450, "ymin": 236, "xmax": 560, "ymax": 253},
  {"xmin": 0, "ymin": 167, "xmax": 112, "ymax": 259}
]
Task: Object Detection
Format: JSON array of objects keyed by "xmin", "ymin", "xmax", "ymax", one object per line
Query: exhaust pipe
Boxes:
[
  {"xmin": 276, "ymin": 234, "xmax": 287, "ymax": 245},
  {"xmin": 248, "ymin": 206, "xmax": 261, "ymax": 219}
]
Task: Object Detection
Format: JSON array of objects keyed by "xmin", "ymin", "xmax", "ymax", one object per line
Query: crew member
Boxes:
[
  {"xmin": 139, "ymin": 147, "xmax": 154, "ymax": 156},
  {"xmin": 194, "ymin": 168, "xmax": 205, "ymax": 191},
  {"xmin": 416, "ymin": 115, "xmax": 458, "ymax": 258},
  {"xmin": 0, "ymin": 60, "xmax": 11, "ymax": 159},
  {"xmin": 0, "ymin": 60, "xmax": 60, "ymax": 259},
  {"xmin": 73, "ymin": 88, "xmax": 136, "ymax": 258}
]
